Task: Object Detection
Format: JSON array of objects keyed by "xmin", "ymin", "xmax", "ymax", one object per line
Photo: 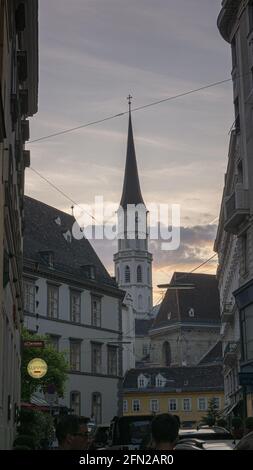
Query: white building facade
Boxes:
[{"xmin": 23, "ymin": 196, "xmax": 126, "ymax": 424}]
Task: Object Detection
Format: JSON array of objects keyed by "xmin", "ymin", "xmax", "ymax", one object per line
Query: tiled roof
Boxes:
[
  {"xmin": 152, "ymin": 272, "xmax": 220, "ymax": 330},
  {"xmin": 198, "ymin": 341, "xmax": 223, "ymax": 366},
  {"xmin": 135, "ymin": 319, "xmax": 154, "ymax": 336},
  {"xmin": 123, "ymin": 365, "xmax": 224, "ymax": 392},
  {"xmin": 23, "ymin": 196, "xmax": 120, "ymax": 292}
]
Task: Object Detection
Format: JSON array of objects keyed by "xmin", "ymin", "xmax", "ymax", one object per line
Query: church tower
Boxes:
[{"xmin": 114, "ymin": 97, "xmax": 153, "ymax": 319}]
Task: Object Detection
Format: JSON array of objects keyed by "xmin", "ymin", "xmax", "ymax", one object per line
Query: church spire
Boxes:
[{"xmin": 120, "ymin": 95, "xmax": 145, "ymax": 209}]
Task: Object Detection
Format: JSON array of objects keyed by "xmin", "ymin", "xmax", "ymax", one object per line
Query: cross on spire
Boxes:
[{"xmin": 127, "ymin": 94, "xmax": 133, "ymax": 112}]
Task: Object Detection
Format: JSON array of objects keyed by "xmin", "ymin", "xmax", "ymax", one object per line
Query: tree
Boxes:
[
  {"xmin": 201, "ymin": 398, "xmax": 220, "ymax": 426},
  {"xmin": 21, "ymin": 329, "xmax": 68, "ymax": 401}
]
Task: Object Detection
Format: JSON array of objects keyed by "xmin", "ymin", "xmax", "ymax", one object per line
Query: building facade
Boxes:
[
  {"xmin": 0, "ymin": 0, "xmax": 38, "ymax": 449},
  {"xmin": 217, "ymin": 0, "xmax": 253, "ymax": 417},
  {"xmin": 214, "ymin": 131, "xmax": 243, "ymax": 419},
  {"xmin": 149, "ymin": 273, "xmax": 221, "ymax": 367},
  {"xmin": 123, "ymin": 366, "xmax": 224, "ymax": 428},
  {"xmin": 23, "ymin": 196, "xmax": 126, "ymax": 424},
  {"xmin": 114, "ymin": 108, "xmax": 153, "ymax": 320}
]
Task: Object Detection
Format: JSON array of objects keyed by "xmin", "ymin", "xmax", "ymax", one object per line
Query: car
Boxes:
[
  {"xmin": 88, "ymin": 424, "xmax": 110, "ymax": 450},
  {"xmin": 178, "ymin": 427, "xmax": 237, "ymax": 450},
  {"xmin": 107, "ymin": 416, "xmax": 237, "ymax": 450}
]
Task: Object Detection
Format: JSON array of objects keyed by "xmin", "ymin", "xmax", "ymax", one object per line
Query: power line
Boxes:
[
  {"xmin": 29, "ymin": 77, "xmax": 233, "ymax": 144},
  {"xmin": 29, "ymin": 167, "xmax": 97, "ymax": 221}
]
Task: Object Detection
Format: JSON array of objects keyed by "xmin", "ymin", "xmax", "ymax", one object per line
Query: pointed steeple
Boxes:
[{"xmin": 120, "ymin": 96, "xmax": 145, "ymax": 209}]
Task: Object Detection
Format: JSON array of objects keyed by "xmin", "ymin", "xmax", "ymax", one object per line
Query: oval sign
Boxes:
[{"xmin": 27, "ymin": 358, "xmax": 48, "ymax": 379}]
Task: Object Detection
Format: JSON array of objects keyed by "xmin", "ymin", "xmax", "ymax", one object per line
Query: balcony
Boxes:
[
  {"xmin": 221, "ymin": 302, "xmax": 234, "ymax": 323},
  {"xmin": 224, "ymin": 184, "xmax": 250, "ymax": 234}
]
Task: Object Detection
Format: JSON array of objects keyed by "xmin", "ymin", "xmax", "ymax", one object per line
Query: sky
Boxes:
[{"xmin": 26, "ymin": 0, "xmax": 233, "ymax": 302}]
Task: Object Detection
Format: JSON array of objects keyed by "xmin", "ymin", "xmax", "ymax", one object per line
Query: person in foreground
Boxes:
[
  {"xmin": 151, "ymin": 413, "xmax": 179, "ymax": 450},
  {"xmin": 55, "ymin": 414, "xmax": 90, "ymax": 450}
]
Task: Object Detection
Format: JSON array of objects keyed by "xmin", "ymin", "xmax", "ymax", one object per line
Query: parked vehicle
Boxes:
[
  {"xmin": 107, "ymin": 416, "xmax": 237, "ymax": 450},
  {"xmin": 89, "ymin": 424, "xmax": 110, "ymax": 450}
]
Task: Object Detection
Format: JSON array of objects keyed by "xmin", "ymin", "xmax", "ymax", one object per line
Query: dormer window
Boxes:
[
  {"xmin": 63, "ymin": 230, "xmax": 72, "ymax": 243},
  {"xmin": 138, "ymin": 374, "xmax": 149, "ymax": 389},
  {"xmin": 54, "ymin": 216, "xmax": 61, "ymax": 226},
  {"xmin": 156, "ymin": 374, "xmax": 166, "ymax": 388},
  {"xmin": 39, "ymin": 251, "xmax": 54, "ymax": 268},
  {"xmin": 189, "ymin": 308, "xmax": 194, "ymax": 318},
  {"xmin": 81, "ymin": 265, "xmax": 96, "ymax": 280}
]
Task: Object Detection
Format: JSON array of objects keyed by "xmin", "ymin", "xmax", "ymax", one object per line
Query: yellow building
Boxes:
[{"xmin": 123, "ymin": 366, "xmax": 224, "ymax": 427}]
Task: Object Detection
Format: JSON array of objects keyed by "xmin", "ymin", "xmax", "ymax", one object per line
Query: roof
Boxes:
[
  {"xmin": 135, "ymin": 318, "xmax": 154, "ymax": 336},
  {"xmin": 120, "ymin": 112, "xmax": 145, "ymax": 209},
  {"xmin": 152, "ymin": 272, "xmax": 220, "ymax": 330},
  {"xmin": 123, "ymin": 365, "xmax": 224, "ymax": 392},
  {"xmin": 23, "ymin": 196, "xmax": 120, "ymax": 292},
  {"xmin": 198, "ymin": 342, "xmax": 223, "ymax": 366}
]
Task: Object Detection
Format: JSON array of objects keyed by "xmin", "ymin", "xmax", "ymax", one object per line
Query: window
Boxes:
[
  {"xmin": 117, "ymin": 268, "xmax": 120, "ymax": 283},
  {"xmin": 231, "ymin": 37, "xmax": 237, "ymax": 68},
  {"xmin": 143, "ymin": 344, "xmax": 149, "ymax": 357},
  {"xmin": 49, "ymin": 335, "xmax": 59, "ymax": 352},
  {"xmin": 137, "ymin": 265, "xmax": 142, "ymax": 283},
  {"xmin": 69, "ymin": 341, "xmax": 81, "ymax": 371},
  {"xmin": 91, "ymin": 297, "xmax": 101, "ymax": 327},
  {"xmin": 138, "ymin": 374, "xmax": 148, "ymax": 388},
  {"xmin": 108, "ymin": 346, "xmax": 118, "ymax": 376},
  {"xmin": 213, "ymin": 397, "xmax": 220, "ymax": 410},
  {"xmin": 123, "ymin": 400, "xmax": 128, "ymax": 413},
  {"xmin": 70, "ymin": 291, "xmax": 81, "ymax": 323},
  {"xmin": 91, "ymin": 343, "xmax": 102, "ymax": 374},
  {"xmin": 198, "ymin": 398, "xmax": 207, "ymax": 411},
  {"xmin": 47, "ymin": 285, "xmax": 59, "ymax": 319},
  {"xmin": 234, "ymin": 97, "xmax": 240, "ymax": 134},
  {"xmin": 147, "ymin": 267, "xmax": 150, "ymax": 284},
  {"xmin": 70, "ymin": 391, "xmax": 81, "ymax": 415},
  {"xmin": 125, "ymin": 266, "xmax": 130, "ymax": 283},
  {"xmin": 242, "ymin": 233, "xmax": 249, "ymax": 275},
  {"xmin": 138, "ymin": 295, "xmax": 143, "ymax": 310},
  {"xmin": 188, "ymin": 308, "xmax": 194, "ymax": 318},
  {"xmin": 169, "ymin": 399, "xmax": 178, "ymax": 412},
  {"xmin": 150, "ymin": 399, "xmax": 159, "ymax": 413},
  {"xmin": 92, "ymin": 392, "xmax": 102, "ymax": 424},
  {"xmin": 40, "ymin": 251, "xmax": 54, "ymax": 268},
  {"xmin": 156, "ymin": 374, "xmax": 166, "ymax": 388},
  {"xmin": 162, "ymin": 341, "xmax": 171, "ymax": 367},
  {"xmin": 132, "ymin": 400, "xmax": 140, "ymax": 412},
  {"xmin": 182, "ymin": 398, "xmax": 192, "ymax": 412},
  {"xmin": 24, "ymin": 280, "xmax": 35, "ymax": 313}
]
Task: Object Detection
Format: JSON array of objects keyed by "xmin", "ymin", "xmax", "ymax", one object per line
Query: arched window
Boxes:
[
  {"xmin": 137, "ymin": 265, "xmax": 142, "ymax": 283},
  {"xmin": 162, "ymin": 341, "xmax": 171, "ymax": 367},
  {"xmin": 117, "ymin": 268, "xmax": 120, "ymax": 283},
  {"xmin": 92, "ymin": 392, "xmax": 102, "ymax": 424},
  {"xmin": 125, "ymin": 265, "xmax": 130, "ymax": 283},
  {"xmin": 70, "ymin": 391, "xmax": 81, "ymax": 415},
  {"xmin": 138, "ymin": 294, "xmax": 143, "ymax": 310}
]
